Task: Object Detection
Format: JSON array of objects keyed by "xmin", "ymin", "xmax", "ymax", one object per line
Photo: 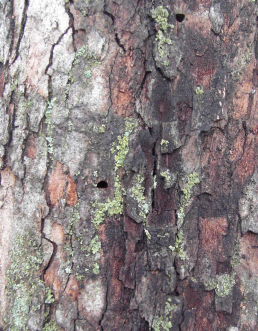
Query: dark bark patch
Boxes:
[{"xmin": 191, "ymin": 52, "xmax": 215, "ymax": 89}]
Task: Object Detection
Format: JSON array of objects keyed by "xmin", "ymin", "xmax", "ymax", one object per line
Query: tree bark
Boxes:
[{"xmin": 1, "ymin": 0, "xmax": 258, "ymax": 330}]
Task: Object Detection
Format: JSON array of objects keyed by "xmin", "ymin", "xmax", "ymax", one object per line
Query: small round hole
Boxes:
[
  {"xmin": 176, "ymin": 13, "xmax": 185, "ymax": 22},
  {"xmin": 97, "ymin": 181, "xmax": 108, "ymax": 188}
]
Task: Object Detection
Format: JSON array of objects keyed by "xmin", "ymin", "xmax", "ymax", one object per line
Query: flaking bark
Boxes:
[{"xmin": 1, "ymin": 0, "xmax": 258, "ymax": 330}]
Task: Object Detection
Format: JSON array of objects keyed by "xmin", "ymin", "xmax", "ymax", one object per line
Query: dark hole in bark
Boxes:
[
  {"xmin": 176, "ymin": 14, "xmax": 185, "ymax": 22},
  {"xmin": 97, "ymin": 181, "xmax": 108, "ymax": 188}
]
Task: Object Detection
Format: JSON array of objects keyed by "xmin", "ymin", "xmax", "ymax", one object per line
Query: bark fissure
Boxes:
[
  {"xmin": 11, "ymin": 0, "xmax": 29, "ymax": 65},
  {"xmin": 45, "ymin": 27, "xmax": 71, "ymax": 76},
  {"xmin": 42, "ymin": 237, "xmax": 58, "ymax": 281},
  {"xmin": 114, "ymin": 33, "xmax": 126, "ymax": 53},
  {"xmin": 6, "ymin": 0, "xmax": 15, "ymax": 64}
]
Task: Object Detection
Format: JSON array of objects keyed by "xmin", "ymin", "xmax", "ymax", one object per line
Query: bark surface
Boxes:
[{"xmin": 1, "ymin": 0, "xmax": 258, "ymax": 330}]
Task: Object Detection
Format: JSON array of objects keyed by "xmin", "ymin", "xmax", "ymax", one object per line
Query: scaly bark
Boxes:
[{"xmin": 1, "ymin": 0, "xmax": 258, "ymax": 330}]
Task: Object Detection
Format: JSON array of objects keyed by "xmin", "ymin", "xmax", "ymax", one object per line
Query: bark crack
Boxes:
[
  {"xmin": 11, "ymin": 0, "xmax": 29, "ymax": 65},
  {"xmin": 40, "ymin": 214, "xmax": 58, "ymax": 281},
  {"xmin": 114, "ymin": 33, "xmax": 126, "ymax": 53},
  {"xmin": 45, "ymin": 26, "xmax": 72, "ymax": 77},
  {"xmin": 107, "ymin": 50, "xmax": 119, "ymax": 120},
  {"xmin": 103, "ymin": 1, "xmax": 126, "ymax": 52},
  {"xmin": 99, "ymin": 266, "xmax": 110, "ymax": 330}
]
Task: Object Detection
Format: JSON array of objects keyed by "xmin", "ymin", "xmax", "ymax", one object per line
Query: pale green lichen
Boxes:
[
  {"xmin": 63, "ymin": 202, "xmax": 80, "ymax": 275},
  {"xmin": 177, "ymin": 172, "xmax": 200, "ymax": 228},
  {"xmin": 84, "ymin": 70, "xmax": 92, "ymax": 79},
  {"xmin": 215, "ymin": 273, "xmax": 236, "ymax": 297},
  {"xmin": 111, "ymin": 119, "xmax": 137, "ymax": 170},
  {"xmin": 99, "ymin": 124, "xmax": 106, "ymax": 133},
  {"xmin": 75, "ymin": 273, "xmax": 85, "ymax": 281},
  {"xmin": 174, "ymin": 229, "xmax": 186, "ymax": 260},
  {"xmin": 6, "ymin": 232, "xmax": 45, "ymax": 330},
  {"xmin": 130, "ymin": 174, "xmax": 150, "ymax": 224},
  {"xmin": 151, "ymin": 6, "xmax": 172, "ymax": 32},
  {"xmin": 231, "ymin": 241, "xmax": 240, "ymax": 269},
  {"xmin": 74, "ymin": 45, "xmax": 100, "ymax": 78},
  {"xmin": 153, "ymin": 175, "xmax": 157, "ymax": 189},
  {"xmin": 21, "ymin": 98, "xmax": 32, "ymax": 110},
  {"xmin": 67, "ymin": 202, "xmax": 80, "ymax": 236},
  {"xmin": 93, "ymin": 170, "xmax": 98, "ymax": 177},
  {"xmin": 74, "ymin": 45, "xmax": 88, "ymax": 63},
  {"xmin": 204, "ymin": 278, "xmax": 218, "ymax": 292},
  {"xmin": 90, "ymin": 119, "xmax": 137, "ymax": 272},
  {"xmin": 171, "ymin": 172, "xmax": 199, "ymax": 260},
  {"xmin": 161, "ymin": 170, "xmax": 171, "ymax": 182},
  {"xmin": 144, "ymin": 228, "xmax": 152, "ymax": 240},
  {"xmin": 65, "ymin": 42, "xmax": 100, "ymax": 104},
  {"xmin": 45, "ymin": 98, "xmax": 56, "ymax": 162},
  {"xmin": 89, "ymin": 235, "xmax": 101, "ymax": 254},
  {"xmin": 91, "ymin": 174, "xmax": 124, "ymax": 228},
  {"xmin": 154, "ymin": 317, "xmax": 172, "ymax": 331},
  {"xmin": 205, "ymin": 273, "xmax": 236, "ymax": 298},
  {"xmin": 154, "ymin": 298, "xmax": 175, "ymax": 331},
  {"xmin": 43, "ymin": 319, "xmax": 58, "ymax": 331},
  {"xmin": 151, "ymin": 6, "xmax": 174, "ymax": 57},
  {"xmin": 195, "ymin": 86, "xmax": 203, "ymax": 95},
  {"xmin": 11, "ymin": 78, "xmax": 18, "ymax": 91},
  {"xmin": 161, "ymin": 139, "xmax": 169, "ymax": 146},
  {"xmin": 91, "ymin": 123, "xmax": 106, "ymax": 134},
  {"xmin": 68, "ymin": 120, "xmax": 73, "ymax": 132},
  {"xmin": 93, "ymin": 263, "xmax": 100, "ymax": 275},
  {"xmin": 161, "ymin": 170, "xmax": 174, "ymax": 189},
  {"xmin": 155, "ymin": 31, "xmax": 173, "ymax": 57},
  {"xmin": 45, "ymin": 287, "xmax": 55, "ymax": 304}
]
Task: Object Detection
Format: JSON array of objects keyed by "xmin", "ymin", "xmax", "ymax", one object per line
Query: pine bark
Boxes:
[{"xmin": 1, "ymin": 0, "xmax": 258, "ymax": 330}]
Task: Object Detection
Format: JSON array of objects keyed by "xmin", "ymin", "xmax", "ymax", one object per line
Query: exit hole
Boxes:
[
  {"xmin": 97, "ymin": 181, "xmax": 108, "ymax": 188},
  {"xmin": 176, "ymin": 13, "xmax": 185, "ymax": 22}
]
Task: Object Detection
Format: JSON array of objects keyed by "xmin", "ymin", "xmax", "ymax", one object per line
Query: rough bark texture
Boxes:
[{"xmin": 1, "ymin": 0, "xmax": 258, "ymax": 330}]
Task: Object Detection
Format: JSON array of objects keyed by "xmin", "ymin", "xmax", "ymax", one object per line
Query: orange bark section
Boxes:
[
  {"xmin": 66, "ymin": 177, "xmax": 78, "ymax": 206},
  {"xmin": 112, "ymin": 58, "xmax": 134, "ymax": 115},
  {"xmin": 64, "ymin": 274, "xmax": 79, "ymax": 302},
  {"xmin": 25, "ymin": 134, "xmax": 37, "ymax": 159},
  {"xmin": 44, "ymin": 259, "xmax": 63, "ymax": 298},
  {"xmin": 48, "ymin": 162, "xmax": 77, "ymax": 207},
  {"xmin": 1, "ymin": 167, "xmax": 15, "ymax": 187},
  {"xmin": 44, "ymin": 223, "xmax": 71, "ymax": 300},
  {"xmin": 200, "ymin": 217, "xmax": 228, "ymax": 259},
  {"xmin": 8, "ymin": 104, "xmax": 14, "ymax": 115},
  {"xmin": 239, "ymin": 232, "xmax": 258, "ymax": 278},
  {"xmin": 51, "ymin": 222, "xmax": 65, "ymax": 245},
  {"xmin": 234, "ymin": 136, "xmax": 256, "ymax": 185}
]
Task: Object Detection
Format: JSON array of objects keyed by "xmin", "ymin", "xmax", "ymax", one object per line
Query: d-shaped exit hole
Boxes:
[
  {"xmin": 97, "ymin": 181, "xmax": 108, "ymax": 188},
  {"xmin": 176, "ymin": 13, "xmax": 185, "ymax": 22}
]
